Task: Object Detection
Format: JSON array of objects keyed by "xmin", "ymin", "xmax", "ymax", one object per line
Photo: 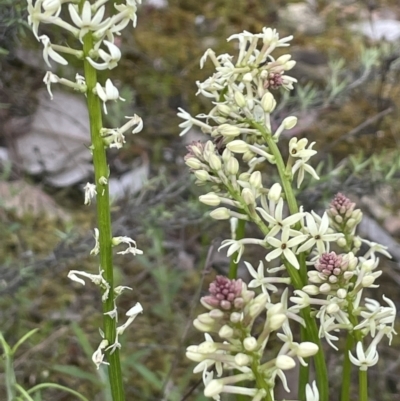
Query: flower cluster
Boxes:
[
  {"xmin": 187, "ymin": 278, "xmax": 318, "ymax": 400},
  {"xmin": 181, "ymin": 27, "xmax": 396, "ymax": 400},
  {"xmin": 28, "ymin": 0, "xmax": 143, "ymax": 149},
  {"xmin": 27, "ymin": 0, "xmax": 144, "ymax": 371}
]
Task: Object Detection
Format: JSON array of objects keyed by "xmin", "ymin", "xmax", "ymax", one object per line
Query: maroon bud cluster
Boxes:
[
  {"xmin": 184, "ymin": 141, "xmax": 205, "ymax": 161},
  {"xmin": 328, "ymin": 193, "xmax": 356, "ymax": 218},
  {"xmin": 264, "ymin": 72, "xmax": 284, "ymax": 90},
  {"xmin": 201, "ymin": 276, "xmax": 244, "ymax": 310},
  {"xmin": 315, "ymin": 252, "xmax": 348, "ymax": 277}
]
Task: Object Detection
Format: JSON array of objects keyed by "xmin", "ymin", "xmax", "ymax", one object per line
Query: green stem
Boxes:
[
  {"xmin": 341, "ymin": 333, "xmax": 354, "ymax": 401},
  {"xmin": 228, "ymin": 219, "xmax": 246, "ymax": 279},
  {"xmin": 359, "ymin": 370, "xmax": 368, "ymax": 401},
  {"xmin": 83, "ymin": 32, "xmax": 125, "ymax": 401},
  {"xmin": 250, "ymin": 121, "xmax": 329, "ymax": 401},
  {"xmin": 0, "ymin": 334, "xmax": 16, "ymax": 401},
  {"xmin": 301, "ymin": 308, "xmax": 329, "ymax": 401},
  {"xmin": 15, "ymin": 384, "xmax": 35, "ymax": 401},
  {"xmin": 298, "ymin": 324, "xmax": 309, "ymax": 401},
  {"xmin": 347, "ymin": 300, "xmax": 367, "ymax": 401}
]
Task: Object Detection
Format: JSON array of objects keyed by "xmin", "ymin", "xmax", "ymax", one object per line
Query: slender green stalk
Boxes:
[
  {"xmin": 341, "ymin": 334, "xmax": 354, "ymax": 401},
  {"xmin": 298, "ymin": 324, "xmax": 310, "ymax": 401},
  {"xmin": 0, "ymin": 333, "xmax": 16, "ymax": 401},
  {"xmin": 228, "ymin": 219, "xmax": 246, "ymax": 279},
  {"xmin": 359, "ymin": 370, "xmax": 368, "ymax": 401},
  {"xmin": 301, "ymin": 309, "xmax": 329, "ymax": 401},
  {"xmin": 347, "ymin": 302, "xmax": 367, "ymax": 401},
  {"xmin": 82, "ymin": 32, "xmax": 125, "ymax": 401},
  {"xmin": 15, "ymin": 384, "xmax": 35, "ymax": 401},
  {"xmin": 250, "ymin": 121, "xmax": 329, "ymax": 401}
]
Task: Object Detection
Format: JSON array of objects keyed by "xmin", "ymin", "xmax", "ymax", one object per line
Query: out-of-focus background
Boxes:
[{"xmin": 1, "ymin": 0, "xmax": 400, "ymax": 400}]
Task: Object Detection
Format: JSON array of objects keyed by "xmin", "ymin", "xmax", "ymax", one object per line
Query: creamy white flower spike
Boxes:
[{"xmin": 181, "ymin": 26, "xmax": 396, "ymax": 401}]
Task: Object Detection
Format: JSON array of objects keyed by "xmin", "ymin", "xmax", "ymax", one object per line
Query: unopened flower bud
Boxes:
[
  {"xmin": 337, "ymin": 238, "xmax": 347, "ymax": 248},
  {"xmin": 261, "ymin": 92, "xmax": 276, "ymax": 113},
  {"xmin": 209, "ymin": 154, "xmax": 222, "ymax": 170},
  {"xmin": 186, "ymin": 346, "xmax": 203, "ymax": 362},
  {"xmin": 218, "ymin": 124, "xmax": 241, "ymax": 138},
  {"xmin": 319, "ymin": 283, "xmax": 331, "ymax": 293},
  {"xmin": 268, "ymin": 314, "xmax": 286, "ymax": 331},
  {"xmin": 326, "ymin": 303, "xmax": 340, "ymax": 314},
  {"xmin": 243, "ymin": 336, "xmax": 258, "ymax": 351},
  {"xmin": 235, "ymin": 353, "xmax": 251, "ymax": 366},
  {"xmin": 243, "ymin": 150, "xmax": 256, "ymax": 163},
  {"xmin": 267, "ymin": 302, "xmax": 284, "ymax": 317},
  {"xmin": 225, "ymin": 157, "xmax": 239, "ymax": 175},
  {"xmin": 302, "ymin": 285, "xmax": 320, "ymax": 296},
  {"xmin": 239, "ymin": 172, "xmax": 250, "ymax": 181},
  {"xmin": 185, "ymin": 157, "xmax": 202, "ymax": 169},
  {"xmin": 217, "ymin": 104, "xmax": 232, "ymax": 116},
  {"xmin": 197, "ymin": 313, "xmax": 216, "ymax": 325},
  {"xmin": 334, "ymin": 215, "xmax": 343, "ymax": 224},
  {"xmin": 276, "ymin": 54, "xmax": 292, "ymax": 64},
  {"xmin": 243, "ymin": 72, "xmax": 253, "ymax": 83},
  {"xmin": 283, "ymin": 116, "xmax": 297, "ymax": 130},
  {"xmin": 308, "ymin": 271, "xmax": 324, "ymax": 284},
  {"xmin": 346, "ymin": 218, "xmax": 357, "ymax": 229},
  {"xmin": 343, "ymin": 271, "xmax": 354, "ymax": 281},
  {"xmin": 284, "ymin": 60, "xmax": 296, "ymax": 70},
  {"xmin": 199, "ymin": 193, "xmax": 221, "ymax": 206},
  {"xmin": 268, "ymin": 183, "xmax": 282, "ymax": 202},
  {"xmin": 234, "ymin": 91, "xmax": 246, "ymax": 108},
  {"xmin": 226, "ymin": 140, "xmax": 249, "ymax": 153},
  {"xmin": 249, "ymin": 171, "xmax": 262, "ymax": 188},
  {"xmin": 219, "ymin": 325, "xmax": 234, "ymax": 339},
  {"xmin": 204, "ymin": 380, "xmax": 224, "ymax": 397},
  {"xmin": 337, "ymin": 289, "xmax": 347, "ymax": 299},
  {"xmin": 193, "ymin": 319, "xmax": 212, "ymax": 332},
  {"xmin": 194, "ymin": 170, "xmax": 210, "ymax": 182},
  {"xmin": 353, "ymin": 237, "xmax": 362, "ymax": 249},
  {"xmin": 249, "ymin": 299, "xmax": 268, "ymax": 318},
  {"xmin": 209, "ymin": 309, "xmax": 224, "ymax": 319},
  {"xmin": 276, "ymin": 355, "xmax": 296, "ymax": 370},
  {"xmin": 361, "ymin": 260, "xmax": 375, "ymax": 272},
  {"xmin": 222, "ymin": 148, "xmax": 232, "ymax": 162},
  {"xmin": 352, "ymin": 209, "xmax": 363, "ymax": 222},
  {"xmin": 362, "ymin": 276, "xmax": 375, "ymax": 287},
  {"xmin": 230, "ymin": 312, "xmax": 242, "ymax": 323},
  {"xmin": 297, "ymin": 342, "xmax": 319, "ymax": 358},
  {"xmin": 242, "ymin": 188, "xmax": 255, "ymax": 205},
  {"xmin": 198, "ymin": 341, "xmax": 218, "ymax": 354},
  {"xmin": 210, "ymin": 207, "xmax": 231, "ymax": 220}
]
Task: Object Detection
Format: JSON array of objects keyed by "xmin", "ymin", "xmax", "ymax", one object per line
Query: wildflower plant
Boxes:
[
  {"xmin": 27, "ymin": 1, "xmax": 143, "ymax": 400},
  {"xmin": 180, "ymin": 29, "xmax": 396, "ymax": 401}
]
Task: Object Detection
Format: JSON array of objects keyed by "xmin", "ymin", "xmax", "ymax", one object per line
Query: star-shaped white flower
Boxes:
[
  {"xmin": 245, "ymin": 260, "xmax": 275, "ymax": 295},
  {"xmin": 68, "ymin": 1, "xmax": 105, "ymax": 41},
  {"xmin": 266, "ymin": 227, "xmax": 307, "ymax": 269},
  {"xmin": 87, "ymin": 40, "xmax": 121, "ymax": 70},
  {"xmin": 95, "ymin": 79, "xmax": 125, "ymax": 114},
  {"xmin": 292, "ymin": 158, "xmax": 319, "ymax": 188},
  {"xmin": 297, "ymin": 212, "xmax": 343, "ymax": 255},
  {"xmin": 39, "ymin": 35, "xmax": 68, "ymax": 67},
  {"xmin": 349, "ymin": 341, "xmax": 379, "ymax": 371},
  {"xmin": 257, "ymin": 198, "xmax": 303, "ymax": 237}
]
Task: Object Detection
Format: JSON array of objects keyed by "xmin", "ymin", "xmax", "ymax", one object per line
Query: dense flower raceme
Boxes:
[
  {"xmin": 181, "ymin": 28, "xmax": 396, "ymax": 399},
  {"xmin": 27, "ymin": 0, "xmax": 143, "ymax": 150},
  {"xmin": 27, "ymin": 0, "xmax": 144, "ymax": 368},
  {"xmin": 186, "ymin": 276, "xmax": 319, "ymax": 400}
]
